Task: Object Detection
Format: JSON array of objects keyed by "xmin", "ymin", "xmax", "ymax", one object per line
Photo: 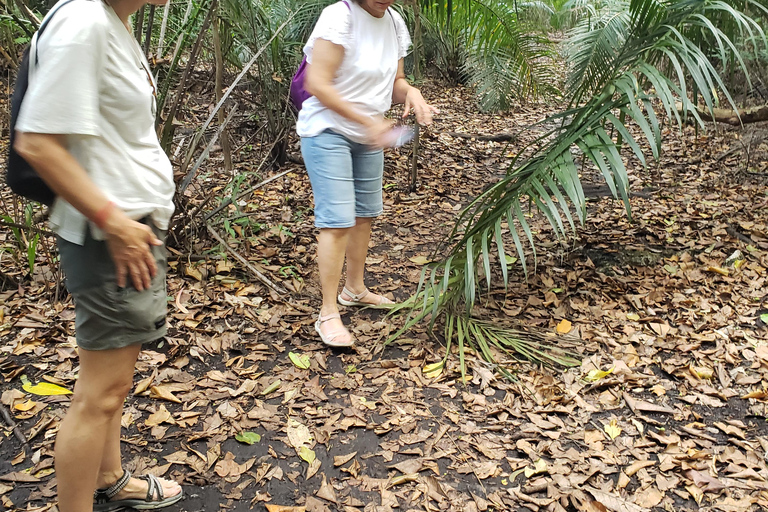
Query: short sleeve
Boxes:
[
  {"xmin": 391, "ymin": 11, "xmax": 412, "ymax": 60},
  {"xmin": 16, "ymin": 3, "xmax": 107, "ymax": 136},
  {"xmin": 303, "ymin": 1, "xmax": 353, "ymax": 63}
]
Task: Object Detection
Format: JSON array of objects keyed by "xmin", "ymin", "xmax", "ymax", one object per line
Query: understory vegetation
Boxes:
[{"xmin": 1, "ymin": 0, "xmax": 768, "ymax": 373}]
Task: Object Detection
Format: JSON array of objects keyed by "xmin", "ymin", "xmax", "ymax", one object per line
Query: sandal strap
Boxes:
[
  {"xmin": 139, "ymin": 474, "xmax": 164, "ymax": 502},
  {"xmin": 342, "ymin": 287, "xmax": 370, "ymax": 302},
  {"xmin": 318, "ymin": 312, "xmax": 341, "ymax": 323},
  {"xmin": 94, "ymin": 469, "xmax": 132, "ymax": 503}
]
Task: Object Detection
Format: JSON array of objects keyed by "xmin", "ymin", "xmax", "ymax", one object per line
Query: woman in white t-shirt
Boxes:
[
  {"xmin": 297, "ymin": 0, "xmax": 438, "ymax": 348},
  {"xmin": 14, "ymin": 0, "xmax": 182, "ymax": 510}
]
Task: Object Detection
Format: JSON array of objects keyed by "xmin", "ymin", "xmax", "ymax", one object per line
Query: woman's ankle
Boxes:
[{"xmin": 96, "ymin": 468, "xmax": 124, "ymax": 488}]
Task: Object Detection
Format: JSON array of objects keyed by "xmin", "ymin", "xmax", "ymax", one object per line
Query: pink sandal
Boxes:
[{"xmin": 315, "ymin": 312, "xmax": 354, "ymax": 347}]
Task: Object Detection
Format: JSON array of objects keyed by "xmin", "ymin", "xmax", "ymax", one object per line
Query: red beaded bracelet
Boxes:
[{"xmin": 92, "ymin": 201, "xmax": 115, "ymax": 230}]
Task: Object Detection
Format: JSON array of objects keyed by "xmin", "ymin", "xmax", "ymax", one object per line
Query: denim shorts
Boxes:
[
  {"xmin": 300, "ymin": 130, "xmax": 384, "ymax": 228},
  {"xmin": 57, "ymin": 219, "xmax": 168, "ymax": 351}
]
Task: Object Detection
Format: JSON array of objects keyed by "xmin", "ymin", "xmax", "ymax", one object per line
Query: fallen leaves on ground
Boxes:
[{"xmin": 2, "ymin": 84, "xmax": 768, "ymax": 511}]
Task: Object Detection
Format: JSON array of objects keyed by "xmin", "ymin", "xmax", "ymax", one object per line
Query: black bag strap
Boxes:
[{"xmin": 33, "ymin": 0, "xmax": 83, "ymax": 65}]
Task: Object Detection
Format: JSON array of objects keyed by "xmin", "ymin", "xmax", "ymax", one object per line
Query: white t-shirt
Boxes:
[
  {"xmin": 295, "ymin": 1, "xmax": 412, "ymax": 143},
  {"xmin": 16, "ymin": 0, "xmax": 175, "ymax": 245}
]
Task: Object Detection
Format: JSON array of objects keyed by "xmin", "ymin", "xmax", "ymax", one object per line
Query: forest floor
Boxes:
[{"xmin": 2, "ymin": 83, "xmax": 768, "ymax": 512}]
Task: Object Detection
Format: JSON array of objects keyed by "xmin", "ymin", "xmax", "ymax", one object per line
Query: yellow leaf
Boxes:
[
  {"xmin": 706, "ymin": 266, "xmax": 729, "ymax": 276},
  {"xmin": 422, "ymin": 361, "xmax": 444, "ymax": 379},
  {"xmin": 556, "ymin": 319, "xmax": 572, "ymax": 334},
  {"xmin": 626, "ymin": 312, "xmax": 640, "ymax": 321},
  {"xmin": 604, "ymin": 419, "xmax": 622, "ymax": 440},
  {"xmin": 288, "ymin": 352, "xmax": 311, "ymax": 370},
  {"xmin": 523, "ymin": 458, "xmax": 548, "ymax": 478},
  {"xmin": 261, "ymin": 380, "xmax": 282, "ymax": 395},
  {"xmin": 584, "ymin": 366, "xmax": 614, "ymax": 382},
  {"xmin": 21, "ymin": 375, "xmax": 72, "ymax": 396},
  {"xmin": 14, "ymin": 399, "xmax": 38, "ymax": 411},
  {"xmin": 298, "ymin": 446, "xmax": 316, "ymax": 464},
  {"xmin": 408, "ymin": 255, "xmax": 431, "ymax": 265}
]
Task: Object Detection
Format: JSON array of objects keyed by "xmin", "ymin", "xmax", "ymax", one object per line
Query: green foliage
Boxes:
[
  {"xmin": 418, "ymin": 0, "xmax": 558, "ymax": 110},
  {"xmin": 397, "ymin": 0, "xmax": 767, "ymax": 374}
]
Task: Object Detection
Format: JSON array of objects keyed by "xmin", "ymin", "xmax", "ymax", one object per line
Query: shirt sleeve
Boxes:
[
  {"xmin": 304, "ymin": 1, "xmax": 353, "ymax": 63},
  {"xmin": 391, "ymin": 11, "xmax": 412, "ymax": 60},
  {"xmin": 16, "ymin": 5, "xmax": 107, "ymax": 136}
]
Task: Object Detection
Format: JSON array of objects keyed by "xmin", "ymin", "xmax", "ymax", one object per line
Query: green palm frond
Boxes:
[
  {"xmin": 395, "ymin": 0, "xmax": 768, "ymax": 377},
  {"xmin": 419, "ymin": 0, "xmax": 558, "ymax": 109}
]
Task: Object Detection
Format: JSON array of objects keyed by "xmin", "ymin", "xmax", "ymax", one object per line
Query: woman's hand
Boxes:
[
  {"xmin": 402, "ymin": 88, "xmax": 439, "ymax": 126},
  {"xmin": 364, "ymin": 116, "xmax": 396, "ymax": 149},
  {"xmin": 101, "ymin": 210, "xmax": 163, "ymax": 291}
]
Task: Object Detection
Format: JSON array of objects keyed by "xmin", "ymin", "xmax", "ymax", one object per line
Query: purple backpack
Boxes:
[{"xmin": 289, "ymin": 0, "xmax": 351, "ymax": 111}]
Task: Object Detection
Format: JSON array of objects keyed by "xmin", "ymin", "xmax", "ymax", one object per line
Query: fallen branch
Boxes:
[
  {"xmin": 179, "ymin": 104, "xmax": 239, "ymax": 193},
  {"xmin": 0, "ymin": 403, "xmax": 29, "ymax": 447},
  {"xmin": 204, "ymin": 168, "xmax": 295, "ymax": 221},
  {"xmin": 206, "ymin": 224, "xmax": 287, "ymax": 296},
  {"xmin": 440, "ymin": 131, "xmax": 518, "ymax": 142},
  {"xmin": 0, "ymin": 220, "xmax": 54, "ymax": 236},
  {"xmin": 677, "ymin": 103, "xmax": 768, "ymax": 125}
]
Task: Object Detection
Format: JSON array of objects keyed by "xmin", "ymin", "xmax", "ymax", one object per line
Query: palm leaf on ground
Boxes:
[{"xmin": 393, "ymin": 0, "xmax": 768, "ymax": 378}]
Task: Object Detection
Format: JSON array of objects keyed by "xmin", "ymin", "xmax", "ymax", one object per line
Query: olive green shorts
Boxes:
[{"xmin": 57, "ymin": 221, "xmax": 168, "ymax": 351}]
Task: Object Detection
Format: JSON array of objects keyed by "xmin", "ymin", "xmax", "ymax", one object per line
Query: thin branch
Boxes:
[
  {"xmin": 206, "ymin": 224, "xmax": 287, "ymax": 296},
  {"xmin": 179, "ymin": 11, "xmax": 298, "ymax": 175},
  {"xmin": 179, "ymin": 104, "xmax": 239, "ymax": 193},
  {"xmin": 0, "ymin": 220, "xmax": 54, "ymax": 236},
  {"xmin": 0, "ymin": 403, "xmax": 29, "ymax": 447},
  {"xmin": 205, "ymin": 168, "xmax": 295, "ymax": 222}
]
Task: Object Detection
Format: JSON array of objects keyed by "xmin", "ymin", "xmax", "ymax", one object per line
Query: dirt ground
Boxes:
[{"xmin": 2, "ymin": 85, "xmax": 768, "ymax": 512}]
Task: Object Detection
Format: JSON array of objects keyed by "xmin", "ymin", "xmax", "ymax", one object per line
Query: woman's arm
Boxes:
[
  {"xmin": 305, "ymin": 39, "xmax": 392, "ymax": 145},
  {"xmin": 14, "ymin": 132, "xmax": 161, "ymax": 291},
  {"xmin": 392, "ymin": 59, "xmax": 438, "ymax": 125}
]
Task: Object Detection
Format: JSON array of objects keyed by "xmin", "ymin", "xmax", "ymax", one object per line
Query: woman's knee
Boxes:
[{"xmin": 70, "ymin": 379, "xmax": 132, "ymax": 417}]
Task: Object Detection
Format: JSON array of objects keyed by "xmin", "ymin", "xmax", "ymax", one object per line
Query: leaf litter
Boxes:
[{"xmin": 1, "ymin": 84, "xmax": 768, "ymax": 511}]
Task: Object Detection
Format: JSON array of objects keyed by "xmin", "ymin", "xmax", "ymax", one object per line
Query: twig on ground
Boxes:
[
  {"xmin": 205, "ymin": 167, "xmax": 294, "ymax": 222},
  {"xmin": 0, "ymin": 220, "xmax": 54, "ymax": 236},
  {"xmin": 206, "ymin": 224, "xmax": 287, "ymax": 296},
  {"xmin": 1, "ymin": 403, "xmax": 29, "ymax": 447},
  {"xmin": 440, "ymin": 131, "xmax": 519, "ymax": 142}
]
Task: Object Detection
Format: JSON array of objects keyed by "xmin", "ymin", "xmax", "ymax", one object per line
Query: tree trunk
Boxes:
[
  {"xmin": 156, "ymin": 0, "xmax": 172, "ymax": 59},
  {"xmin": 678, "ymin": 103, "xmax": 768, "ymax": 125},
  {"xmin": 213, "ymin": 9, "xmax": 232, "ymax": 173},
  {"xmin": 160, "ymin": 0, "xmax": 218, "ymax": 150},
  {"xmin": 410, "ymin": 0, "xmax": 422, "ymax": 80},
  {"xmin": 143, "ymin": 4, "xmax": 155, "ymax": 57},
  {"xmin": 134, "ymin": 5, "xmax": 145, "ymax": 45}
]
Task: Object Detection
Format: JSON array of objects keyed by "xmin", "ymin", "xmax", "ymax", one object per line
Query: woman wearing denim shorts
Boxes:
[
  {"xmin": 297, "ymin": 0, "xmax": 438, "ymax": 347},
  {"xmin": 14, "ymin": 0, "xmax": 183, "ymax": 510}
]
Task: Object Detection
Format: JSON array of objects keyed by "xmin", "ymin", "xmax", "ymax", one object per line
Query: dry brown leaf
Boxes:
[
  {"xmin": 634, "ymin": 488, "xmax": 663, "ymax": 508},
  {"xmin": 333, "ymin": 452, "xmax": 357, "ymax": 467},
  {"xmin": 585, "ymin": 487, "xmax": 648, "ymax": 512},
  {"xmin": 685, "ymin": 469, "xmax": 725, "ymax": 492},
  {"xmin": 625, "ymin": 460, "xmax": 655, "ymax": 477},
  {"xmin": 149, "ymin": 385, "xmax": 181, "ymax": 403},
  {"xmin": 316, "ymin": 475, "xmax": 337, "ymax": 503},
  {"xmin": 145, "ymin": 405, "xmax": 173, "ymax": 427}
]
